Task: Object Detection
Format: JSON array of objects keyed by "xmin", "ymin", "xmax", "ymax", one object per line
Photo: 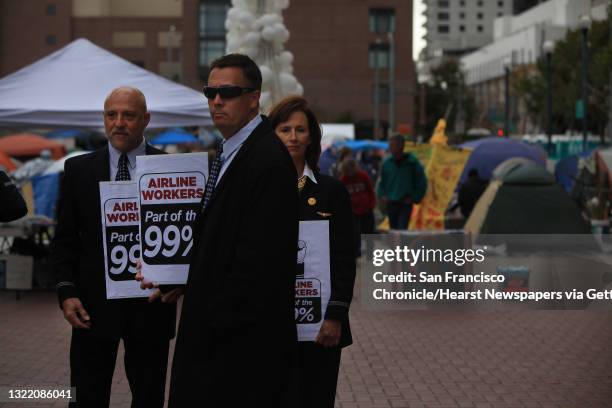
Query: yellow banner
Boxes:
[
  {"xmin": 409, "ymin": 145, "xmax": 471, "ymax": 230},
  {"xmin": 404, "ymin": 144, "xmax": 433, "ymax": 168}
]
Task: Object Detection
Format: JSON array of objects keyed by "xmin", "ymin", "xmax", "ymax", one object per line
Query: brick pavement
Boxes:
[{"xmin": 2, "ymin": 291, "xmax": 612, "ymax": 407}]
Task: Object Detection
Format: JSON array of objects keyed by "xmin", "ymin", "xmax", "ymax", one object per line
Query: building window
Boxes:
[
  {"xmin": 460, "ymin": 0, "xmax": 465, "ymax": 6},
  {"xmin": 198, "ymin": 1, "xmax": 229, "ymax": 69},
  {"xmin": 477, "ymin": 0, "xmax": 483, "ymax": 6},
  {"xmin": 438, "ymin": 12, "xmax": 449, "ymax": 21},
  {"xmin": 438, "ymin": 25, "xmax": 449, "ymax": 34},
  {"xmin": 438, "ymin": 0, "xmax": 449, "ymax": 7},
  {"xmin": 498, "ymin": 1, "xmax": 504, "ymax": 6},
  {"xmin": 460, "ymin": 12, "xmax": 465, "ymax": 19},
  {"xmin": 45, "ymin": 34, "xmax": 56, "ymax": 45},
  {"xmin": 46, "ymin": 4, "xmax": 56, "ymax": 15},
  {"xmin": 368, "ymin": 43, "xmax": 390, "ymax": 69},
  {"xmin": 477, "ymin": 25, "xmax": 483, "ymax": 32},
  {"xmin": 199, "ymin": 40, "xmax": 225, "ymax": 66},
  {"xmin": 372, "ymin": 83, "xmax": 389, "ymax": 104},
  {"xmin": 477, "ymin": 13, "xmax": 483, "ymax": 19},
  {"xmin": 498, "ymin": 12, "xmax": 503, "ymax": 17},
  {"xmin": 459, "ymin": 25, "xmax": 465, "ymax": 32},
  {"xmin": 369, "ymin": 8, "xmax": 395, "ymax": 33}
]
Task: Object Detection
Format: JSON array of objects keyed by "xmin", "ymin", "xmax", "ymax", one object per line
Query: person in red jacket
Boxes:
[{"xmin": 340, "ymin": 158, "xmax": 376, "ymax": 251}]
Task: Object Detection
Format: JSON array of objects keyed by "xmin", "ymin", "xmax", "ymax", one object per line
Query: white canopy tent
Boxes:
[{"xmin": 0, "ymin": 39, "xmax": 212, "ymax": 129}]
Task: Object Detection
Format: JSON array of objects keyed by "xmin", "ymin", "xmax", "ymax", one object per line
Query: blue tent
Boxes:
[
  {"xmin": 151, "ymin": 129, "xmax": 198, "ymax": 145},
  {"xmin": 459, "ymin": 137, "xmax": 547, "ymax": 184}
]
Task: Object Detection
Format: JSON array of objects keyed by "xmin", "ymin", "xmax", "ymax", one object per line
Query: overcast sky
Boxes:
[{"xmin": 413, "ymin": 0, "xmax": 426, "ymax": 61}]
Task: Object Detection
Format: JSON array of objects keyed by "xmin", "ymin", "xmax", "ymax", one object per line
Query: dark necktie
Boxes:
[
  {"xmin": 115, "ymin": 154, "xmax": 131, "ymax": 181},
  {"xmin": 201, "ymin": 143, "xmax": 224, "ymax": 211}
]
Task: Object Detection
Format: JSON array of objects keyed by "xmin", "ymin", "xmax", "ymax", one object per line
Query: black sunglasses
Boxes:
[{"xmin": 203, "ymin": 86, "xmax": 256, "ymax": 100}]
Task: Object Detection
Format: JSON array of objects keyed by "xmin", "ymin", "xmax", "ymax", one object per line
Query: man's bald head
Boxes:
[
  {"xmin": 103, "ymin": 86, "xmax": 151, "ymax": 153},
  {"xmin": 104, "ymin": 86, "xmax": 148, "ymax": 113}
]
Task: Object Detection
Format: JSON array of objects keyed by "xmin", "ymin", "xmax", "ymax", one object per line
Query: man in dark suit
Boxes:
[
  {"xmin": 168, "ymin": 54, "xmax": 298, "ymax": 407},
  {"xmin": 51, "ymin": 87, "xmax": 176, "ymax": 408}
]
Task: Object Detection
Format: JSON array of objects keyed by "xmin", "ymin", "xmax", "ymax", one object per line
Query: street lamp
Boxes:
[
  {"xmin": 543, "ymin": 40, "xmax": 555, "ymax": 153},
  {"xmin": 579, "ymin": 14, "xmax": 591, "ymax": 151},
  {"xmin": 388, "ymin": 31, "xmax": 396, "ymax": 137},
  {"xmin": 373, "ymin": 38, "xmax": 382, "ymax": 140},
  {"xmin": 503, "ymin": 56, "xmax": 512, "ymax": 138}
]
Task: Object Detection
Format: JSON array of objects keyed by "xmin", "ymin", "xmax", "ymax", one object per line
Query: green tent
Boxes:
[{"xmin": 465, "ymin": 160, "xmax": 590, "ymax": 235}]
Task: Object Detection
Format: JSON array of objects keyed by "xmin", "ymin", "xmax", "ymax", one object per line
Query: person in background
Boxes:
[
  {"xmin": 340, "ymin": 158, "xmax": 376, "ymax": 253},
  {"xmin": 0, "ymin": 170, "xmax": 27, "ymax": 222},
  {"xmin": 269, "ymin": 96, "xmax": 356, "ymax": 408},
  {"xmin": 457, "ymin": 168, "xmax": 487, "ymax": 218},
  {"xmin": 376, "ymin": 134, "xmax": 427, "ymax": 229},
  {"xmin": 331, "ymin": 146, "xmax": 353, "ymax": 178}
]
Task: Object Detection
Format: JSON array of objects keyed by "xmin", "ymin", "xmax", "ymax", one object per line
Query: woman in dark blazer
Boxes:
[{"xmin": 269, "ymin": 96, "xmax": 356, "ymax": 408}]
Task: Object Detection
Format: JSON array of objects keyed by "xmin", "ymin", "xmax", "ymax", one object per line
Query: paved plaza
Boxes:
[{"xmin": 2, "ymin": 290, "xmax": 612, "ymax": 407}]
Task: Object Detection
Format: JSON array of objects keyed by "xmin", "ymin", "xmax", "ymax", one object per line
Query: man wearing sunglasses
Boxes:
[{"xmin": 167, "ymin": 54, "xmax": 298, "ymax": 407}]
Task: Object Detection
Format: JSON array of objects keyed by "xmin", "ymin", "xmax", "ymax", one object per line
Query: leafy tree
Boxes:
[
  {"xmin": 515, "ymin": 12, "xmax": 612, "ymax": 136},
  {"xmin": 417, "ymin": 59, "xmax": 476, "ymax": 140}
]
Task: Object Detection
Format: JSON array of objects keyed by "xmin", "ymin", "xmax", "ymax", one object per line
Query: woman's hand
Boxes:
[{"xmin": 315, "ymin": 319, "xmax": 342, "ymax": 347}]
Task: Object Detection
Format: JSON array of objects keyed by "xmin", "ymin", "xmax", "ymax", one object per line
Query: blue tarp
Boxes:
[
  {"xmin": 46, "ymin": 129, "xmax": 89, "ymax": 139},
  {"xmin": 554, "ymin": 149, "xmax": 593, "ymax": 193},
  {"xmin": 334, "ymin": 140, "xmax": 388, "ymax": 152},
  {"xmin": 151, "ymin": 130, "xmax": 198, "ymax": 145},
  {"xmin": 32, "ymin": 173, "xmax": 60, "ymax": 218},
  {"xmin": 459, "ymin": 137, "xmax": 547, "ymax": 184}
]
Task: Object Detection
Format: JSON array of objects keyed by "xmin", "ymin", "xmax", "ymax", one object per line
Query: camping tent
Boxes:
[
  {"xmin": 0, "ymin": 134, "xmax": 66, "ymax": 159},
  {"xmin": 465, "ymin": 160, "xmax": 590, "ymax": 235},
  {"xmin": 0, "ymin": 39, "xmax": 211, "ymax": 128},
  {"xmin": 458, "ymin": 137, "xmax": 547, "ymax": 184}
]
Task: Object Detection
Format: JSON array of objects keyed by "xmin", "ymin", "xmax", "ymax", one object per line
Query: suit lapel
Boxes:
[
  {"xmin": 299, "ymin": 177, "xmax": 320, "ymax": 218},
  {"xmin": 93, "ymin": 147, "xmax": 111, "ymax": 182}
]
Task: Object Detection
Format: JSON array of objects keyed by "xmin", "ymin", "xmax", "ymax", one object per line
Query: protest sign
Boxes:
[
  {"xmin": 137, "ymin": 153, "xmax": 208, "ymax": 284},
  {"xmin": 100, "ymin": 181, "xmax": 152, "ymax": 299},
  {"xmin": 296, "ymin": 220, "xmax": 331, "ymax": 342}
]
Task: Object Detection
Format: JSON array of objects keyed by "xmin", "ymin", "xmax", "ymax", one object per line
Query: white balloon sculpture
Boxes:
[{"xmin": 225, "ymin": 0, "xmax": 303, "ymax": 112}]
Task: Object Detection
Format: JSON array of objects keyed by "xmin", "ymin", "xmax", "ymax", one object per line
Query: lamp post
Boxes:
[
  {"xmin": 388, "ymin": 31, "xmax": 396, "ymax": 137},
  {"xmin": 503, "ymin": 56, "xmax": 511, "ymax": 138},
  {"xmin": 543, "ymin": 40, "xmax": 555, "ymax": 153},
  {"xmin": 373, "ymin": 38, "xmax": 382, "ymax": 140},
  {"xmin": 579, "ymin": 14, "xmax": 591, "ymax": 151}
]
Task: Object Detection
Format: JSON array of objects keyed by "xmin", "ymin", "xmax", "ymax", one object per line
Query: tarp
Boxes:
[
  {"xmin": 0, "ymin": 134, "xmax": 66, "ymax": 159},
  {"xmin": 554, "ymin": 149, "xmax": 593, "ymax": 193},
  {"xmin": 465, "ymin": 160, "xmax": 589, "ymax": 235},
  {"xmin": 43, "ymin": 151, "xmax": 90, "ymax": 175},
  {"xmin": 334, "ymin": 140, "xmax": 388, "ymax": 152},
  {"xmin": 458, "ymin": 137, "xmax": 547, "ymax": 184},
  {"xmin": 151, "ymin": 130, "xmax": 199, "ymax": 145},
  {"xmin": 0, "ymin": 150, "xmax": 16, "ymax": 172},
  {"xmin": 0, "ymin": 38, "xmax": 211, "ymax": 129}
]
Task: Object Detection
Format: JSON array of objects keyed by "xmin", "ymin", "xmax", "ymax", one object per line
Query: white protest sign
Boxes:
[
  {"xmin": 296, "ymin": 220, "xmax": 331, "ymax": 342},
  {"xmin": 100, "ymin": 181, "xmax": 153, "ymax": 299},
  {"xmin": 137, "ymin": 153, "xmax": 208, "ymax": 284}
]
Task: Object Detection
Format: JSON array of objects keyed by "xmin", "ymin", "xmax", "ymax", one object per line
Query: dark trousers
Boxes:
[
  {"xmin": 297, "ymin": 342, "xmax": 342, "ymax": 408},
  {"xmin": 69, "ymin": 328, "xmax": 169, "ymax": 408},
  {"xmin": 387, "ymin": 201, "xmax": 412, "ymax": 230}
]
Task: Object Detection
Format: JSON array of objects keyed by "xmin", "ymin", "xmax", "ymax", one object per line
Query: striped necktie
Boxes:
[
  {"xmin": 201, "ymin": 143, "xmax": 224, "ymax": 212},
  {"xmin": 298, "ymin": 175, "xmax": 307, "ymax": 193},
  {"xmin": 115, "ymin": 154, "xmax": 131, "ymax": 181}
]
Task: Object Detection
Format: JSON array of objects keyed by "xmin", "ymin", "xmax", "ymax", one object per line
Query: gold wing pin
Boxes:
[{"xmin": 316, "ymin": 211, "xmax": 332, "ymax": 217}]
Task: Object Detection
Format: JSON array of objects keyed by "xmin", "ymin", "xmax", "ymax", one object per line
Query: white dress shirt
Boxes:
[
  {"xmin": 108, "ymin": 138, "xmax": 147, "ymax": 181},
  {"xmin": 216, "ymin": 114, "xmax": 262, "ymax": 186}
]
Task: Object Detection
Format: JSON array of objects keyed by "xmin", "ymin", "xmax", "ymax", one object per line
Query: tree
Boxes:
[
  {"xmin": 515, "ymin": 13, "xmax": 612, "ymax": 136},
  {"xmin": 417, "ymin": 59, "xmax": 476, "ymax": 140}
]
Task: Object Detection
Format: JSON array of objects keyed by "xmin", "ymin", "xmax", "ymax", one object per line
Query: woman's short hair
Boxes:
[{"xmin": 268, "ymin": 96, "xmax": 322, "ymax": 172}]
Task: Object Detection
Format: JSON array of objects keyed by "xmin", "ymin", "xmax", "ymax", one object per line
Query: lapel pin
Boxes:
[{"xmin": 308, "ymin": 197, "xmax": 316, "ymax": 206}]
